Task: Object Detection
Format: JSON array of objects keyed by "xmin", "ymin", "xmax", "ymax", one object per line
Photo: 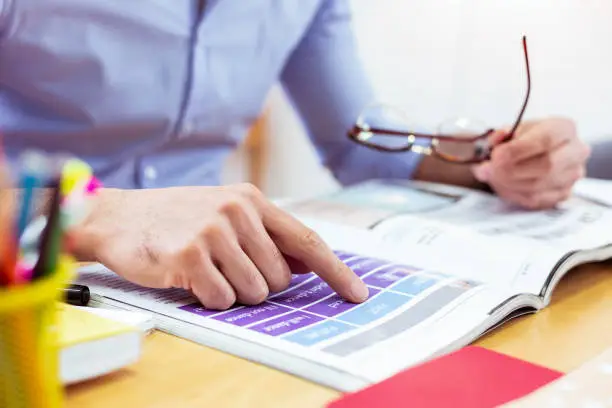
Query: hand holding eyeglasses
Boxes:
[
  {"xmin": 348, "ymin": 36, "xmax": 590, "ymax": 209},
  {"xmin": 472, "ymin": 117, "xmax": 590, "ymax": 209}
]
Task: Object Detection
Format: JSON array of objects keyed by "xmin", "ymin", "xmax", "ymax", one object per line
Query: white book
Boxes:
[
  {"xmin": 75, "ymin": 179, "xmax": 612, "ymax": 392},
  {"xmin": 58, "ymin": 305, "xmax": 145, "ymax": 385}
]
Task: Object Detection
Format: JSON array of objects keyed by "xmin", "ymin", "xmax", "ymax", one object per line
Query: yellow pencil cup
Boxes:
[{"xmin": 0, "ymin": 257, "xmax": 75, "ymax": 408}]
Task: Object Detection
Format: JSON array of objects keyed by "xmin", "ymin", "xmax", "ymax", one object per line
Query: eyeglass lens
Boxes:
[
  {"xmin": 434, "ymin": 118, "xmax": 490, "ymax": 162},
  {"xmin": 357, "ymin": 104, "xmax": 490, "ymax": 161},
  {"xmin": 355, "ymin": 104, "xmax": 416, "ymax": 150}
]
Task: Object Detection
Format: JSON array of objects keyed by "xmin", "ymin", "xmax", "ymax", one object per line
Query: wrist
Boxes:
[
  {"xmin": 414, "ymin": 155, "xmax": 484, "ymax": 190},
  {"xmin": 69, "ymin": 187, "xmax": 125, "ymax": 262}
]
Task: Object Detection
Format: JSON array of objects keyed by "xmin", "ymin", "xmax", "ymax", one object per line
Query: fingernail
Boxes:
[
  {"xmin": 473, "ymin": 163, "xmax": 491, "ymax": 182},
  {"xmin": 350, "ymin": 279, "xmax": 369, "ymax": 303}
]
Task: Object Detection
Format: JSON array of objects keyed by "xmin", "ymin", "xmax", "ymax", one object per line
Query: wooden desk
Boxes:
[{"xmin": 65, "ymin": 263, "xmax": 612, "ymax": 408}]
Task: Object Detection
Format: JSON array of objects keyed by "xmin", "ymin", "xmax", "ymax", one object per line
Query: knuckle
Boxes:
[
  {"xmin": 540, "ymin": 155, "xmax": 554, "ymax": 173},
  {"xmin": 173, "ymin": 242, "xmax": 202, "ymax": 266},
  {"xmin": 235, "ymin": 182, "xmax": 262, "ymax": 201},
  {"xmin": 201, "ymin": 221, "xmax": 227, "ymax": 242},
  {"xmin": 218, "ymin": 196, "xmax": 247, "ymax": 218},
  {"xmin": 540, "ymin": 133, "xmax": 555, "ymax": 152},
  {"xmin": 299, "ymin": 228, "xmax": 323, "ymax": 250}
]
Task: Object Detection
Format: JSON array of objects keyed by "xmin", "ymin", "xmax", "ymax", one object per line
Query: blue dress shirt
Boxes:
[{"xmin": 0, "ymin": 0, "xmax": 423, "ymax": 189}]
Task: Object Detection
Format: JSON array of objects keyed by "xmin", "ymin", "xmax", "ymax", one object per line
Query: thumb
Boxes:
[
  {"xmin": 489, "ymin": 129, "xmax": 511, "ymax": 146},
  {"xmin": 472, "ymin": 162, "xmax": 492, "ymax": 182}
]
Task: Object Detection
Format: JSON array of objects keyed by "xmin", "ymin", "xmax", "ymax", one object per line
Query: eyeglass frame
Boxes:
[{"xmin": 347, "ymin": 36, "xmax": 531, "ymax": 164}]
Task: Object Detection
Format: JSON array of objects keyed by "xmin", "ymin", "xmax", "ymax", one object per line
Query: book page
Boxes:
[
  {"xmin": 573, "ymin": 177, "xmax": 612, "ymax": 208},
  {"xmin": 288, "ymin": 180, "xmax": 612, "ymax": 295},
  {"xmin": 289, "ymin": 179, "xmax": 612, "ymax": 252},
  {"xmin": 369, "ymin": 214, "xmax": 563, "ymax": 294},
  {"xmin": 283, "ymin": 180, "xmax": 459, "ymax": 229},
  {"xmin": 76, "ymin": 220, "xmax": 512, "ymax": 387},
  {"xmin": 402, "ymin": 184, "xmax": 612, "ymax": 253}
]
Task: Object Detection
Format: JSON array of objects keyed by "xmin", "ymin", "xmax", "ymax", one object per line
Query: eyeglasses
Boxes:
[{"xmin": 348, "ymin": 36, "xmax": 531, "ymax": 164}]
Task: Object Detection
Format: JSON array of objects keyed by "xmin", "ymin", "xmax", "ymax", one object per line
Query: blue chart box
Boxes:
[
  {"xmin": 392, "ymin": 274, "xmax": 438, "ymax": 296},
  {"xmin": 284, "ymin": 320, "xmax": 356, "ymax": 346},
  {"xmin": 337, "ymin": 291, "xmax": 411, "ymax": 326}
]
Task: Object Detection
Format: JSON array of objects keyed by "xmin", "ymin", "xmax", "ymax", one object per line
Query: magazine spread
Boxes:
[
  {"xmin": 76, "ymin": 179, "xmax": 612, "ymax": 391},
  {"xmin": 285, "ymin": 180, "xmax": 612, "ymax": 296}
]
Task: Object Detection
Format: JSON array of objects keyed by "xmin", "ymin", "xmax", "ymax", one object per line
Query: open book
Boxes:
[{"xmin": 75, "ymin": 179, "xmax": 612, "ymax": 391}]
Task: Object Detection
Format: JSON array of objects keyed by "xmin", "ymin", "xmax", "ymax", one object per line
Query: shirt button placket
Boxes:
[
  {"xmin": 182, "ymin": 119, "xmax": 196, "ymax": 136},
  {"xmin": 143, "ymin": 165, "xmax": 158, "ymax": 187}
]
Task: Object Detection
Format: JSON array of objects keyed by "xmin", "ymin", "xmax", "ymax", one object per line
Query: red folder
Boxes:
[{"xmin": 328, "ymin": 346, "xmax": 563, "ymax": 408}]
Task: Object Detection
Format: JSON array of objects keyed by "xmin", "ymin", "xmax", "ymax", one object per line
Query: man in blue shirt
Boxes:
[{"xmin": 0, "ymin": 1, "xmax": 589, "ymax": 309}]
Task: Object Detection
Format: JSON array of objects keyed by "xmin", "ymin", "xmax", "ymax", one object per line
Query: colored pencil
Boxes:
[
  {"xmin": 31, "ymin": 181, "xmax": 61, "ymax": 281},
  {"xmin": 0, "ymin": 142, "xmax": 16, "ymax": 286}
]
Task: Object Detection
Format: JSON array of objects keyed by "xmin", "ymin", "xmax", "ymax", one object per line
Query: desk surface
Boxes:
[{"xmin": 65, "ymin": 263, "xmax": 612, "ymax": 408}]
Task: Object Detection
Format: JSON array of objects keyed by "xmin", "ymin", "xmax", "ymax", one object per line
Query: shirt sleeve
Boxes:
[
  {"xmin": 280, "ymin": 0, "xmax": 425, "ymax": 186},
  {"xmin": 0, "ymin": 0, "xmax": 12, "ymax": 38}
]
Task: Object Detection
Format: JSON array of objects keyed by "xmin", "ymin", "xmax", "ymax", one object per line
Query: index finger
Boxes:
[
  {"xmin": 261, "ymin": 204, "xmax": 369, "ymax": 304},
  {"xmin": 494, "ymin": 122, "xmax": 571, "ymax": 164}
]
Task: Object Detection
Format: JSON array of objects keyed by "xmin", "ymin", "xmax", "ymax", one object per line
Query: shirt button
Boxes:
[
  {"xmin": 182, "ymin": 120, "xmax": 196, "ymax": 135},
  {"xmin": 144, "ymin": 166, "xmax": 158, "ymax": 181}
]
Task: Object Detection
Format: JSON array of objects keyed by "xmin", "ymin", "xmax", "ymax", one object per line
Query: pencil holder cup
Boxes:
[{"xmin": 0, "ymin": 257, "xmax": 75, "ymax": 408}]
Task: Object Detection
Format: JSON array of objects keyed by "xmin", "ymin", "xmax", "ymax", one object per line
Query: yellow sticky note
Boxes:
[{"xmin": 61, "ymin": 159, "xmax": 92, "ymax": 196}]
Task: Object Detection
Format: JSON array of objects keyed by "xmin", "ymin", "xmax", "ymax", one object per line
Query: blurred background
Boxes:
[{"xmin": 223, "ymin": 0, "xmax": 612, "ymax": 199}]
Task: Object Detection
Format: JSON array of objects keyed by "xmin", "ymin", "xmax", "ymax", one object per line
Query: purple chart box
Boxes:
[
  {"xmin": 212, "ymin": 302, "xmax": 292, "ymax": 327},
  {"xmin": 270, "ymin": 280, "xmax": 335, "ymax": 308},
  {"xmin": 345, "ymin": 257, "xmax": 389, "ymax": 277},
  {"xmin": 305, "ymin": 287, "xmax": 381, "ymax": 317},
  {"xmin": 334, "ymin": 250, "xmax": 356, "ymax": 261},
  {"xmin": 249, "ymin": 311, "xmax": 323, "ymax": 336},
  {"xmin": 288, "ymin": 273, "xmax": 314, "ymax": 287},
  {"xmin": 179, "ymin": 302, "xmax": 227, "ymax": 318},
  {"xmin": 363, "ymin": 265, "xmax": 418, "ymax": 288},
  {"xmin": 269, "ymin": 273, "xmax": 315, "ymax": 296}
]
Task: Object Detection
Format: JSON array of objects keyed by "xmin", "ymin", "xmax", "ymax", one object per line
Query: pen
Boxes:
[
  {"xmin": 31, "ymin": 181, "xmax": 61, "ymax": 281},
  {"xmin": 0, "ymin": 145, "xmax": 17, "ymax": 285},
  {"xmin": 61, "ymin": 284, "xmax": 90, "ymax": 306},
  {"xmin": 17, "ymin": 152, "xmax": 47, "ymax": 239}
]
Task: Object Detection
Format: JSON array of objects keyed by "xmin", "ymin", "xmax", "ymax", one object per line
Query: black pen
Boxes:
[
  {"xmin": 32, "ymin": 181, "xmax": 61, "ymax": 280},
  {"xmin": 62, "ymin": 284, "xmax": 90, "ymax": 306}
]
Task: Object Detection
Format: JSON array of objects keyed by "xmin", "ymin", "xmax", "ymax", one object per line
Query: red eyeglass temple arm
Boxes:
[
  {"xmin": 348, "ymin": 125, "xmax": 492, "ymax": 143},
  {"xmin": 504, "ymin": 35, "xmax": 531, "ymax": 141},
  {"xmin": 349, "ymin": 36, "xmax": 531, "ymax": 146}
]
